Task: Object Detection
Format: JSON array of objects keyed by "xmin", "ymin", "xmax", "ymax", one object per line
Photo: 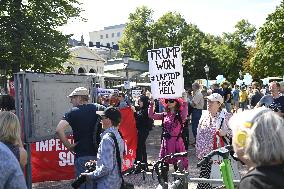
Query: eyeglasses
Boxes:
[{"xmin": 165, "ymin": 99, "xmax": 175, "ymax": 104}]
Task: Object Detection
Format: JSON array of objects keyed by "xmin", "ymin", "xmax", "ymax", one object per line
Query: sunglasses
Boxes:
[{"xmin": 165, "ymin": 99, "xmax": 175, "ymax": 104}]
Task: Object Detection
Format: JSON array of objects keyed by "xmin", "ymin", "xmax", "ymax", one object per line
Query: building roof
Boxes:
[
  {"xmin": 104, "ymin": 24, "xmax": 126, "ymax": 30},
  {"xmin": 105, "ymin": 59, "xmax": 148, "ymax": 72},
  {"xmin": 69, "ymin": 46, "xmax": 106, "ymax": 62},
  {"xmin": 112, "ymin": 82, "xmax": 150, "ymax": 88},
  {"xmin": 103, "ymin": 72, "xmax": 122, "ymax": 79}
]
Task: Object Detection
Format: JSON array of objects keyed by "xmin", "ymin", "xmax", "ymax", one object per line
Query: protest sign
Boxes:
[
  {"xmin": 132, "ymin": 90, "xmax": 142, "ymax": 98},
  {"xmin": 216, "ymin": 75, "xmax": 226, "ymax": 84},
  {"xmin": 96, "ymin": 88, "xmax": 119, "ymax": 96},
  {"xmin": 148, "ymin": 46, "xmax": 183, "ymax": 99},
  {"xmin": 243, "ymin": 73, "xmax": 253, "ymax": 85},
  {"xmin": 124, "ymin": 81, "xmax": 131, "ymax": 89}
]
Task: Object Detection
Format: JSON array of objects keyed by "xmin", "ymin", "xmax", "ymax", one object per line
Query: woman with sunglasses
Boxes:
[
  {"xmin": 149, "ymin": 97, "xmax": 188, "ymax": 170},
  {"xmin": 196, "ymin": 93, "xmax": 234, "ymax": 189}
]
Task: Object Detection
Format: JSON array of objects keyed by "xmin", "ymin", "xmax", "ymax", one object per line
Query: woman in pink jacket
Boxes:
[{"xmin": 149, "ymin": 97, "xmax": 188, "ymax": 170}]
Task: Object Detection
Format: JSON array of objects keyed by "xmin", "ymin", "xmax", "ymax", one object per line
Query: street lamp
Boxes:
[
  {"xmin": 204, "ymin": 64, "xmax": 209, "ymax": 88},
  {"xmin": 122, "ymin": 53, "xmax": 130, "ymax": 95},
  {"xmin": 239, "ymin": 70, "xmax": 243, "ymax": 80}
]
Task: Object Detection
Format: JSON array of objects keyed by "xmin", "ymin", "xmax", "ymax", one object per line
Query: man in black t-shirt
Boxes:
[{"xmin": 56, "ymin": 87, "xmax": 104, "ymax": 189}]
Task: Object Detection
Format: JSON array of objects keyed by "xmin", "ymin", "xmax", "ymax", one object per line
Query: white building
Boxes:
[
  {"xmin": 63, "ymin": 46, "xmax": 106, "ymax": 87},
  {"xmin": 89, "ymin": 24, "xmax": 125, "ymax": 47}
]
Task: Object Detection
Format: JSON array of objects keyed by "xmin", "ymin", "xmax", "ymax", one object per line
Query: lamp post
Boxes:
[
  {"xmin": 239, "ymin": 70, "xmax": 244, "ymax": 86},
  {"xmin": 204, "ymin": 64, "xmax": 209, "ymax": 88},
  {"xmin": 122, "ymin": 53, "xmax": 130, "ymax": 94},
  {"xmin": 239, "ymin": 70, "xmax": 243, "ymax": 80}
]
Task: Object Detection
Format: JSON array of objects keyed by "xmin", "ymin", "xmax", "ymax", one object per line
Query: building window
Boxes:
[
  {"xmin": 112, "ymin": 33, "xmax": 114, "ymax": 38},
  {"xmin": 100, "ymin": 35, "xmax": 103, "ymax": 39},
  {"xmin": 117, "ymin": 32, "xmax": 120, "ymax": 37},
  {"xmin": 106, "ymin": 34, "xmax": 108, "ymax": 38}
]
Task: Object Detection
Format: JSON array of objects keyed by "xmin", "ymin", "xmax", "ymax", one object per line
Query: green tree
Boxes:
[
  {"xmin": 251, "ymin": 1, "xmax": 284, "ymax": 77},
  {"xmin": 211, "ymin": 20, "xmax": 256, "ymax": 82},
  {"xmin": 119, "ymin": 6, "xmax": 154, "ymax": 62},
  {"xmin": 181, "ymin": 24, "xmax": 222, "ymax": 86},
  {"xmin": 0, "ymin": 0, "xmax": 82, "ymax": 76},
  {"xmin": 152, "ymin": 12, "xmax": 188, "ymax": 48}
]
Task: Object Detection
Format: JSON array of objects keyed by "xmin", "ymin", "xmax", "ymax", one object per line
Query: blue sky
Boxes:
[{"xmin": 59, "ymin": 0, "xmax": 282, "ymax": 42}]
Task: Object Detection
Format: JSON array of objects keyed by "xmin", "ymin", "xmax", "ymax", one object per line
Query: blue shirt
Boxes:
[
  {"xmin": 90, "ymin": 127, "xmax": 124, "ymax": 189},
  {"xmin": 232, "ymin": 89, "xmax": 240, "ymax": 101},
  {"xmin": 0, "ymin": 142, "xmax": 27, "ymax": 189}
]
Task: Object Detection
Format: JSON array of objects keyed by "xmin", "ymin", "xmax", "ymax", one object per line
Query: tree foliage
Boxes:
[
  {"xmin": 119, "ymin": 6, "xmax": 154, "ymax": 62},
  {"xmin": 0, "ymin": 0, "xmax": 82, "ymax": 76},
  {"xmin": 211, "ymin": 19, "xmax": 256, "ymax": 81},
  {"xmin": 120, "ymin": 3, "xmax": 282, "ymax": 85},
  {"xmin": 152, "ymin": 12, "xmax": 188, "ymax": 48},
  {"xmin": 251, "ymin": 1, "xmax": 284, "ymax": 77}
]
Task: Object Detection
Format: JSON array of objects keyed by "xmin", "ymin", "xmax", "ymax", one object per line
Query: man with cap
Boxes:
[
  {"xmin": 56, "ymin": 87, "xmax": 103, "ymax": 189},
  {"xmin": 82, "ymin": 107, "xmax": 124, "ymax": 189}
]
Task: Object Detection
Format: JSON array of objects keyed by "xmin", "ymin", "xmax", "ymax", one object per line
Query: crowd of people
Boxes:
[{"xmin": 0, "ymin": 79, "xmax": 284, "ymax": 189}]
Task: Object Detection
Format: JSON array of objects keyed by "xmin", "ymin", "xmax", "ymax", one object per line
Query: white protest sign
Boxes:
[
  {"xmin": 132, "ymin": 90, "xmax": 142, "ymax": 98},
  {"xmin": 216, "ymin": 75, "xmax": 226, "ymax": 84},
  {"xmin": 236, "ymin": 78, "xmax": 243, "ymax": 86},
  {"xmin": 124, "ymin": 81, "xmax": 131, "ymax": 89},
  {"xmin": 96, "ymin": 88, "xmax": 119, "ymax": 96},
  {"xmin": 147, "ymin": 46, "xmax": 184, "ymax": 99},
  {"xmin": 243, "ymin": 73, "xmax": 253, "ymax": 85},
  {"xmin": 261, "ymin": 78, "xmax": 269, "ymax": 85}
]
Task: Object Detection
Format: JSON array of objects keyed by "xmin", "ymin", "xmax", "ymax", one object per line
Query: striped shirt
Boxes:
[{"xmin": 89, "ymin": 127, "xmax": 124, "ymax": 189}]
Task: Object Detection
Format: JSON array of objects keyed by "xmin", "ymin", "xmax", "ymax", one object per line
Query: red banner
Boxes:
[
  {"xmin": 31, "ymin": 106, "xmax": 137, "ymax": 182},
  {"xmin": 9, "ymin": 80, "xmax": 15, "ymax": 97},
  {"xmin": 118, "ymin": 107, "xmax": 137, "ymax": 170},
  {"xmin": 31, "ymin": 137, "xmax": 75, "ymax": 182}
]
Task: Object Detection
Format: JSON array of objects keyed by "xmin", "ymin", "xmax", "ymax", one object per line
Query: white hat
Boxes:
[
  {"xmin": 68, "ymin": 87, "xmax": 89, "ymax": 97},
  {"xmin": 207, "ymin": 93, "xmax": 224, "ymax": 104}
]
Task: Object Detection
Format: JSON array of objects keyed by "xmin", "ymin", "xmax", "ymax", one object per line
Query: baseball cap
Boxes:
[
  {"xmin": 97, "ymin": 107, "xmax": 121, "ymax": 124},
  {"xmin": 207, "ymin": 93, "xmax": 224, "ymax": 104},
  {"xmin": 68, "ymin": 87, "xmax": 89, "ymax": 97}
]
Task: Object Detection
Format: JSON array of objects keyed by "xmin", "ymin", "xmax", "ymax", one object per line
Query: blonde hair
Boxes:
[{"xmin": 0, "ymin": 111, "xmax": 21, "ymax": 144}]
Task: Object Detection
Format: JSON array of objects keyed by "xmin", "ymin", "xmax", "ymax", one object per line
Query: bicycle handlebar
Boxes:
[{"xmin": 197, "ymin": 145, "xmax": 233, "ymax": 167}]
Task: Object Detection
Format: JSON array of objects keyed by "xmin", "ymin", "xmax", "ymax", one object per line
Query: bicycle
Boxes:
[{"xmin": 195, "ymin": 145, "xmax": 240, "ymax": 189}]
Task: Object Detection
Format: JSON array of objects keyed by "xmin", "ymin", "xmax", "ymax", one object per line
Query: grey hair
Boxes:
[{"xmin": 246, "ymin": 111, "xmax": 284, "ymax": 166}]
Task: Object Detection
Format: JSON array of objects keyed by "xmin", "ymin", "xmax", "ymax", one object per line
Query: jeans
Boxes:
[
  {"xmin": 240, "ymin": 102, "xmax": 247, "ymax": 111},
  {"xmin": 225, "ymin": 102, "xmax": 231, "ymax": 113},
  {"xmin": 75, "ymin": 156, "xmax": 97, "ymax": 189},
  {"xmin": 192, "ymin": 109, "xmax": 202, "ymax": 140}
]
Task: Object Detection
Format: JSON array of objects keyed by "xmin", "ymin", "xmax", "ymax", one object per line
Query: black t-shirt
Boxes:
[
  {"xmin": 135, "ymin": 108, "xmax": 153, "ymax": 132},
  {"xmin": 223, "ymin": 88, "xmax": 232, "ymax": 103},
  {"xmin": 269, "ymin": 96, "xmax": 284, "ymax": 113},
  {"xmin": 63, "ymin": 104, "xmax": 100, "ymax": 157},
  {"xmin": 239, "ymin": 164, "xmax": 284, "ymax": 189}
]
